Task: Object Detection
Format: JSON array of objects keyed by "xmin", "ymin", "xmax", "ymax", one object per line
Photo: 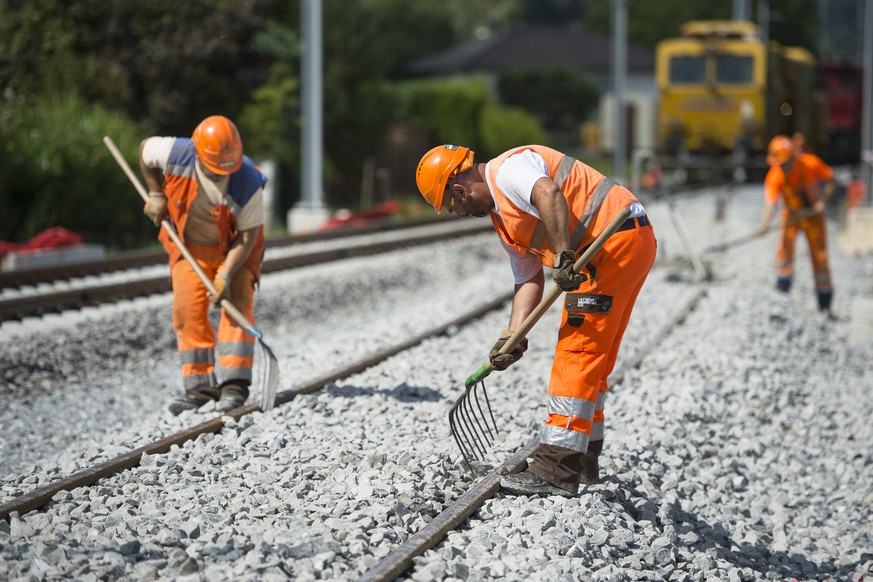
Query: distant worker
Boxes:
[
  {"xmin": 139, "ymin": 115, "xmax": 267, "ymax": 414},
  {"xmin": 758, "ymin": 135, "xmax": 836, "ymax": 313},
  {"xmin": 416, "ymin": 144, "xmax": 656, "ymax": 498},
  {"xmin": 792, "ymin": 131, "xmax": 811, "ymax": 155}
]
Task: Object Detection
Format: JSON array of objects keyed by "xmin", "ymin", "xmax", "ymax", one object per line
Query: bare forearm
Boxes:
[
  {"xmin": 508, "ymin": 269, "xmax": 545, "ymax": 330},
  {"xmin": 759, "ymin": 203, "xmax": 775, "ymax": 230},
  {"xmin": 530, "ymin": 177, "xmax": 572, "ymax": 252},
  {"xmin": 221, "ymin": 228, "xmax": 258, "ymax": 278}
]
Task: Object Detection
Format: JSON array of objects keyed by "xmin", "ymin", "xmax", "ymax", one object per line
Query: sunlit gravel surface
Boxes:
[{"xmin": 1, "ymin": 185, "xmax": 871, "ymax": 581}]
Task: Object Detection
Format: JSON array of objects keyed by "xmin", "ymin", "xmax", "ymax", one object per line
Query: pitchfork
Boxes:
[
  {"xmin": 450, "ymin": 206, "xmax": 632, "ymax": 471},
  {"xmin": 103, "ymin": 136, "xmax": 280, "ymax": 412}
]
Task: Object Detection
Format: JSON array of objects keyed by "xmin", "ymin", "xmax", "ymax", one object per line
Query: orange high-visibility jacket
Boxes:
[
  {"xmin": 764, "ymin": 153, "xmax": 833, "ymax": 214},
  {"xmin": 159, "ymin": 138, "xmax": 267, "ymax": 279},
  {"xmin": 486, "ymin": 145, "xmax": 638, "ymax": 265}
]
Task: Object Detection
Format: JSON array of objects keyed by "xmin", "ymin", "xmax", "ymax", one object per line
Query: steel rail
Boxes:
[
  {"xmin": 0, "ymin": 215, "xmax": 451, "ymax": 289},
  {"xmin": 0, "ymin": 222, "xmax": 491, "ymax": 322},
  {"xmin": 0, "ymin": 291, "xmax": 513, "ymax": 522},
  {"xmin": 360, "ymin": 285, "xmax": 708, "ymax": 582}
]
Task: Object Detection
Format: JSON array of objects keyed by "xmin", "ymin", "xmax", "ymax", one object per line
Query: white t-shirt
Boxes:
[
  {"xmin": 487, "ymin": 150, "xmax": 646, "ymax": 285},
  {"xmin": 141, "ymin": 137, "xmax": 265, "ymax": 246}
]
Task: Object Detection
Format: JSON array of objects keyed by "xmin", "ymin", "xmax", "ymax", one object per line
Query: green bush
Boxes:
[
  {"xmin": 497, "ymin": 66, "xmax": 600, "ymax": 132},
  {"xmin": 391, "ymin": 78, "xmax": 491, "ymax": 147},
  {"xmin": 0, "ymin": 93, "xmax": 151, "ymax": 246},
  {"xmin": 479, "ymin": 103, "xmax": 548, "ymax": 158}
]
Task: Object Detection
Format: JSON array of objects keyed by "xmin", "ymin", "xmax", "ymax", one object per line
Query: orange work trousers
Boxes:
[
  {"xmin": 170, "ymin": 243, "xmax": 257, "ymax": 394},
  {"xmin": 536, "ymin": 219, "xmax": 656, "ymax": 459},
  {"xmin": 776, "ymin": 213, "xmax": 831, "ymax": 292}
]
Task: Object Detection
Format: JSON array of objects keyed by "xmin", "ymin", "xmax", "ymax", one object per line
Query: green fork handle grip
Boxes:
[{"xmin": 465, "ymin": 362, "xmax": 494, "ymax": 388}]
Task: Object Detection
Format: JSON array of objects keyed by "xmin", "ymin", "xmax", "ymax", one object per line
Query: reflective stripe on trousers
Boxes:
[
  {"xmin": 540, "ymin": 222, "xmax": 657, "ymax": 453},
  {"xmin": 171, "ymin": 243, "xmax": 257, "ymax": 391},
  {"xmin": 776, "ymin": 214, "xmax": 831, "ymax": 290}
]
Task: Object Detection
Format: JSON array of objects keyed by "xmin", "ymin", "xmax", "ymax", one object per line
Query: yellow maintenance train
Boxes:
[{"xmin": 656, "ymin": 20, "xmax": 825, "ymax": 180}]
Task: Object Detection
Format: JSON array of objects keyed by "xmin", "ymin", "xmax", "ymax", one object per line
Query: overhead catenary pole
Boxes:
[
  {"xmin": 758, "ymin": 2, "xmax": 771, "ymax": 46},
  {"xmin": 863, "ymin": 0, "xmax": 873, "ymax": 204},
  {"xmin": 288, "ymin": 0, "xmax": 330, "ymax": 233},
  {"xmin": 732, "ymin": 0, "xmax": 751, "ymax": 21},
  {"xmin": 301, "ymin": 0, "xmax": 323, "ymax": 209},
  {"xmin": 611, "ymin": 0, "xmax": 627, "ymax": 183}
]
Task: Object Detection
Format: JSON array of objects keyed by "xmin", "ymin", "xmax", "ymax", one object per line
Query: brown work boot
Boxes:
[
  {"xmin": 579, "ymin": 439, "xmax": 603, "ymax": 485},
  {"xmin": 500, "ymin": 471, "xmax": 576, "ymax": 498},
  {"xmin": 216, "ymin": 384, "xmax": 249, "ymax": 412},
  {"xmin": 168, "ymin": 386, "xmax": 219, "ymax": 416}
]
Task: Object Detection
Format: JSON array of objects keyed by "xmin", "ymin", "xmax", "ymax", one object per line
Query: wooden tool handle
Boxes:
[
  {"xmin": 103, "ymin": 136, "xmax": 258, "ymax": 334},
  {"xmin": 465, "ymin": 206, "xmax": 633, "ymax": 388}
]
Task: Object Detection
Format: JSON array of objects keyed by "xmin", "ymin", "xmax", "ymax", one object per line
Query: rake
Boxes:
[
  {"xmin": 103, "ymin": 136, "xmax": 280, "ymax": 412},
  {"xmin": 450, "ymin": 206, "xmax": 632, "ymax": 471}
]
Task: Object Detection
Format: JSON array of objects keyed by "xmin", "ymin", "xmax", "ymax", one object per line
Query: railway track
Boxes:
[
  {"xmin": 0, "ymin": 217, "xmax": 489, "ymax": 322},
  {"xmin": 4, "ymin": 184, "xmax": 866, "ymax": 580},
  {"xmin": 1, "ymin": 267, "xmax": 708, "ymax": 580}
]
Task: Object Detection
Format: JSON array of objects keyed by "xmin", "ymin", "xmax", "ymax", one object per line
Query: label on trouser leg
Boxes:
[{"xmin": 564, "ymin": 293, "xmax": 613, "ymax": 327}]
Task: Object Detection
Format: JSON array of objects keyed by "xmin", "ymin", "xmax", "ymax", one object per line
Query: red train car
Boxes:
[{"xmin": 817, "ymin": 61, "xmax": 863, "ymax": 165}]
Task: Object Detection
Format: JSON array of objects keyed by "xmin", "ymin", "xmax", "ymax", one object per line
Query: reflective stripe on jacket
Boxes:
[
  {"xmin": 486, "ymin": 145, "xmax": 638, "ymax": 266},
  {"xmin": 159, "ymin": 138, "xmax": 267, "ymax": 279}
]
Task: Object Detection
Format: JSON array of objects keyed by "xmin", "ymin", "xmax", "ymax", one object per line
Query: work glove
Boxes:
[
  {"xmin": 489, "ymin": 329, "xmax": 528, "ymax": 371},
  {"xmin": 143, "ymin": 191, "xmax": 168, "ymax": 227},
  {"xmin": 552, "ymin": 250, "xmax": 586, "ymax": 291},
  {"xmin": 210, "ymin": 271, "xmax": 231, "ymax": 307}
]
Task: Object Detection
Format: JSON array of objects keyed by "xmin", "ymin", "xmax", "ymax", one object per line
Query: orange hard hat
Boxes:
[
  {"xmin": 192, "ymin": 115, "xmax": 243, "ymax": 175},
  {"xmin": 415, "ymin": 145, "xmax": 475, "ymax": 213},
  {"xmin": 766, "ymin": 135, "xmax": 795, "ymax": 166}
]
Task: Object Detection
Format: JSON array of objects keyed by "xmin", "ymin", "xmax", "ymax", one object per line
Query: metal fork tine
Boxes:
[
  {"xmin": 454, "ymin": 390, "xmax": 484, "ymax": 459},
  {"xmin": 450, "ymin": 375, "xmax": 505, "ymax": 466},
  {"xmin": 470, "ymin": 379, "xmax": 498, "ymax": 441},
  {"xmin": 464, "ymin": 385, "xmax": 494, "ymax": 454},
  {"xmin": 451, "ymin": 388, "xmax": 482, "ymax": 461},
  {"xmin": 448, "ymin": 399, "xmax": 475, "ymax": 467},
  {"xmin": 460, "ymin": 392, "xmax": 489, "ymax": 458}
]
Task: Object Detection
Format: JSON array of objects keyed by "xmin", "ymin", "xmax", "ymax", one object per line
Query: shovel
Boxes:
[
  {"xmin": 450, "ymin": 206, "xmax": 632, "ymax": 470},
  {"xmin": 705, "ymin": 205, "xmax": 825, "ymax": 253},
  {"xmin": 103, "ymin": 136, "xmax": 280, "ymax": 412}
]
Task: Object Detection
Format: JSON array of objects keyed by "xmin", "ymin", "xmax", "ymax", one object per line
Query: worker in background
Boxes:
[
  {"xmin": 758, "ymin": 135, "xmax": 836, "ymax": 313},
  {"xmin": 416, "ymin": 145, "xmax": 656, "ymax": 498},
  {"xmin": 792, "ymin": 131, "xmax": 812, "ymax": 155},
  {"xmin": 139, "ymin": 115, "xmax": 267, "ymax": 415}
]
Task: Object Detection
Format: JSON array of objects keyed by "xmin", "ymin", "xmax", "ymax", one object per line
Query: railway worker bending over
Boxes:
[
  {"xmin": 416, "ymin": 144, "xmax": 657, "ymax": 498},
  {"xmin": 139, "ymin": 115, "xmax": 267, "ymax": 415},
  {"xmin": 757, "ymin": 135, "xmax": 836, "ymax": 314}
]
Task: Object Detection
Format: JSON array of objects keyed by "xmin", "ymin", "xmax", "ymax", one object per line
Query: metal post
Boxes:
[
  {"xmin": 301, "ymin": 0, "xmax": 323, "ymax": 209},
  {"xmin": 733, "ymin": 0, "xmax": 751, "ymax": 21},
  {"xmin": 758, "ymin": 2, "xmax": 770, "ymax": 46},
  {"xmin": 290, "ymin": 0, "xmax": 329, "ymax": 233},
  {"xmin": 863, "ymin": 0, "xmax": 873, "ymax": 204},
  {"xmin": 611, "ymin": 0, "xmax": 627, "ymax": 183}
]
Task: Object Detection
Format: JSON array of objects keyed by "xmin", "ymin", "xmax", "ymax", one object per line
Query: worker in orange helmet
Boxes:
[
  {"xmin": 758, "ymin": 135, "xmax": 837, "ymax": 313},
  {"xmin": 416, "ymin": 144, "xmax": 657, "ymax": 497},
  {"xmin": 139, "ymin": 115, "xmax": 267, "ymax": 414}
]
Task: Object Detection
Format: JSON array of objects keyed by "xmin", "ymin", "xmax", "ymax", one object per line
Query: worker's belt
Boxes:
[{"xmin": 616, "ymin": 215, "xmax": 650, "ymax": 232}]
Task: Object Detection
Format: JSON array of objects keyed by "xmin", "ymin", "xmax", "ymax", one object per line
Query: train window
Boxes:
[
  {"xmin": 669, "ymin": 56, "xmax": 706, "ymax": 84},
  {"xmin": 716, "ymin": 56, "xmax": 753, "ymax": 84}
]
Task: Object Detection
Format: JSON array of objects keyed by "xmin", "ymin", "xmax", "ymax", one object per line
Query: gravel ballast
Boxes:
[{"xmin": 1, "ymin": 184, "xmax": 871, "ymax": 581}]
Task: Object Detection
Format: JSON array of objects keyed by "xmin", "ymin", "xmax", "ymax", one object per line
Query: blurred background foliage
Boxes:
[{"xmin": 0, "ymin": 0, "xmax": 819, "ymax": 246}]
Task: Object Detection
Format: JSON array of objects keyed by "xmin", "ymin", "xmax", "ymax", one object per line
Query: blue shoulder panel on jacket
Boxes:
[
  {"xmin": 228, "ymin": 157, "xmax": 268, "ymax": 205},
  {"xmin": 167, "ymin": 138, "xmax": 198, "ymax": 176}
]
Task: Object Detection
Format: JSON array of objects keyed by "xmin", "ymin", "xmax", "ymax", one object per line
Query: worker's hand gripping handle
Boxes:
[
  {"xmin": 464, "ymin": 207, "xmax": 632, "ymax": 388},
  {"xmin": 102, "ymin": 136, "xmax": 258, "ymax": 335}
]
